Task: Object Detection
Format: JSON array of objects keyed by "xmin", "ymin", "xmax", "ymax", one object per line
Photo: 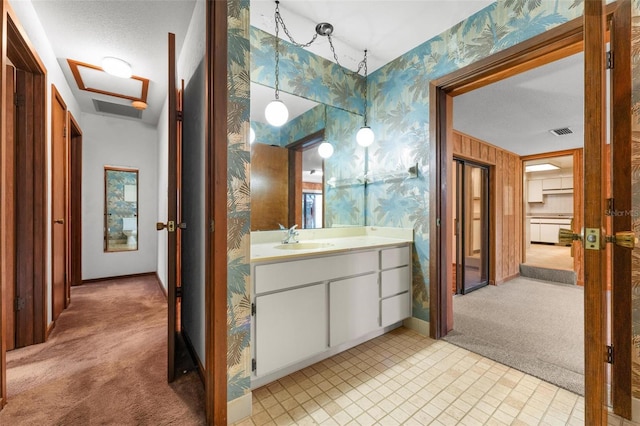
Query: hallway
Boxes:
[{"xmin": 0, "ymin": 275, "xmax": 205, "ymax": 425}]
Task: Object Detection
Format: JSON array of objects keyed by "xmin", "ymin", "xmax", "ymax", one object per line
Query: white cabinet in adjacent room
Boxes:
[{"xmin": 527, "ymin": 179, "xmax": 543, "ymax": 203}]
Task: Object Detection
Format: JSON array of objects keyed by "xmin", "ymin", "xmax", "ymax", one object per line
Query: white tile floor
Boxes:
[{"xmin": 233, "ymin": 327, "xmax": 639, "ymax": 426}]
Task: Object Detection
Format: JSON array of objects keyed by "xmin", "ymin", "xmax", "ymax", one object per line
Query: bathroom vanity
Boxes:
[{"xmin": 250, "ymin": 227, "xmax": 413, "ymax": 388}]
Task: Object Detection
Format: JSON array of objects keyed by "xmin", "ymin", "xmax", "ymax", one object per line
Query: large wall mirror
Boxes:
[
  {"xmin": 104, "ymin": 166, "xmax": 139, "ymax": 252},
  {"xmin": 250, "ymin": 82, "xmax": 366, "ymax": 231}
]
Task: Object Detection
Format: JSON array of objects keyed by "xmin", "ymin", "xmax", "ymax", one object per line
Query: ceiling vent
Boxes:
[
  {"xmin": 549, "ymin": 127, "xmax": 573, "ymax": 136},
  {"xmin": 93, "ymin": 99, "xmax": 142, "ymax": 119}
]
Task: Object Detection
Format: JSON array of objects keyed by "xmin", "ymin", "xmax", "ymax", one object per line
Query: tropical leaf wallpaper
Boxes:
[
  {"xmin": 227, "ymin": 0, "xmax": 251, "ymax": 402},
  {"xmin": 228, "ymin": 0, "xmax": 640, "ymax": 405}
]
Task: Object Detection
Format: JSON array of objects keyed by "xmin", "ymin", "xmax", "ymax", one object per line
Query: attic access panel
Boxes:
[{"xmin": 67, "ymin": 59, "xmax": 149, "ymax": 103}]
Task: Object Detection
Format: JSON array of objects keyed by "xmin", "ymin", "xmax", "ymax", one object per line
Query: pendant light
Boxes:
[
  {"xmin": 264, "ymin": 1, "xmax": 289, "ymax": 127},
  {"xmin": 318, "ymin": 141, "xmax": 334, "ymax": 159},
  {"xmin": 356, "ymin": 50, "xmax": 374, "ymax": 147},
  {"xmin": 265, "ymin": 0, "xmax": 375, "ymax": 143}
]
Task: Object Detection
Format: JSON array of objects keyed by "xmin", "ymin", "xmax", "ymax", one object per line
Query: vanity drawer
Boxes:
[
  {"xmin": 381, "ymin": 266, "xmax": 410, "ymax": 298},
  {"xmin": 255, "ymin": 250, "xmax": 378, "ymax": 294},
  {"xmin": 381, "ymin": 292, "xmax": 411, "ymax": 327},
  {"xmin": 381, "ymin": 246, "xmax": 410, "ymax": 270}
]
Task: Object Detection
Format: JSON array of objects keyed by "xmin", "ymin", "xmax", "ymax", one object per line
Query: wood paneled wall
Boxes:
[{"xmin": 452, "ymin": 131, "xmax": 523, "ymax": 285}]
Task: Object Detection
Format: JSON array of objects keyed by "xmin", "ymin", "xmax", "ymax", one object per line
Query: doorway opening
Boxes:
[{"xmin": 452, "ymin": 159, "xmax": 490, "ymax": 295}]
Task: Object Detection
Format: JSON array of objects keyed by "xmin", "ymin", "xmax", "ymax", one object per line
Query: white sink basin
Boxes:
[{"xmin": 275, "ymin": 242, "xmax": 335, "ymax": 250}]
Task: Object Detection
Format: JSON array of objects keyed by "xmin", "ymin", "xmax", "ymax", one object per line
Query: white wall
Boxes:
[
  {"xmin": 9, "ymin": 0, "xmax": 82, "ymax": 325},
  {"xmin": 82, "ymin": 113, "xmax": 159, "ymax": 280}
]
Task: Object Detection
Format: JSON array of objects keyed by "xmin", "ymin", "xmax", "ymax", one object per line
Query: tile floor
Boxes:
[{"xmin": 233, "ymin": 327, "xmax": 638, "ymax": 426}]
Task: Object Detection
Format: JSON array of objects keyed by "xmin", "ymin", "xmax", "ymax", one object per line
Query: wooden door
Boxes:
[
  {"xmin": 51, "ymin": 86, "xmax": 67, "ymax": 322},
  {"xmin": 608, "ymin": 0, "xmax": 632, "ymax": 418},
  {"xmin": 250, "ymin": 143, "xmax": 289, "ymax": 230},
  {"xmin": 159, "ymin": 32, "xmax": 179, "ymax": 383},
  {"xmin": 68, "ymin": 113, "xmax": 82, "ymax": 289}
]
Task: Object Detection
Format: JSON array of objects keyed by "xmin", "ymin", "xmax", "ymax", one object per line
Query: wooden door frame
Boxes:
[
  {"xmin": 430, "ymin": 2, "xmax": 627, "ymax": 423},
  {"xmin": 520, "ymin": 148, "xmax": 584, "ymax": 286},
  {"xmin": 0, "ymin": 0, "xmax": 48, "ymax": 409},
  {"xmin": 205, "ymin": 0, "xmax": 228, "ymax": 424},
  {"xmin": 68, "ymin": 112, "xmax": 82, "ymax": 289},
  {"xmin": 51, "ymin": 84, "xmax": 67, "ymax": 321}
]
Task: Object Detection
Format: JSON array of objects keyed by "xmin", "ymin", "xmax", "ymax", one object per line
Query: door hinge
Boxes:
[
  {"xmin": 210, "ymin": 220, "xmax": 215, "ymax": 232},
  {"xmin": 252, "ymin": 358, "xmax": 256, "ymax": 372},
  {"xmin": 251, "ymin": 303, "xmax": 256, "ymax": 316},
  {"xmin": 63, "ymin": 125, "xmax": 67, "ymax": 138},
  {"xmin": 605, "ymin": 198, "xmax": 614, "ymax": 216},
  {"xmin": 176, "ymin": 110, "xmax": 184, "ymax": 122},
  {"xmin": 14, "ymin": 297, "xmax": 25, "ymax": 312},
  {"xmin": 606, "ymin": 51, "xmax": 613, "ymax": 69},
  {"xmin": 607, "ymin": 345, "xmax": 614, "ymax": 364},
  {"xmin": 176, "ymin": 286, "xmax": 183, "ymax": 299}
]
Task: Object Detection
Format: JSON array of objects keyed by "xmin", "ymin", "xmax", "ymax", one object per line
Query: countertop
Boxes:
[
  {"xmin": 251, "ymin": 226, "xmax": 414, "ymax": 263},
  {"xmin": 527, "ymin": 215, "xmax": 573, "ymax": 219}
]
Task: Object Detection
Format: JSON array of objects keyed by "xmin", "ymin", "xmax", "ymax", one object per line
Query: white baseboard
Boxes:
[
  {"xmin": 228, "ymin": 392, "xmax": 252, "ymax": 425},
  {"xmin": 403, "ymin": 316, "xmax": 430, "ymax": 336}
]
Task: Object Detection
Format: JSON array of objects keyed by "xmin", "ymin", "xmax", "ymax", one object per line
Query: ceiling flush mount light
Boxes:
[
  {"xmin": 525, "ymin": 163, "xmax": 560, "ymax": 172},
  {"xmin": 318, "ymin": 141, "xmax": 334, "ymax": 159},
  {"xmin": 101, "ymin": 57, "xmax": 132, "ymax": 78}
]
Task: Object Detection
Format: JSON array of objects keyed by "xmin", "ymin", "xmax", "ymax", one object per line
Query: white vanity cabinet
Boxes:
[{"xmin": 251, "ymin": 243, "xmax": 412, "ymax": 387}]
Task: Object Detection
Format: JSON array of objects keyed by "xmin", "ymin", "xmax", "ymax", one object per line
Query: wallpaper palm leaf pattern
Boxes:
[
  {"xmin": 227, "ymin": 0, "xmax": 251, "ymax": 401},
  {"xmin": 229, "ymin": 0, "xmax": 640, "ymax": 404}
]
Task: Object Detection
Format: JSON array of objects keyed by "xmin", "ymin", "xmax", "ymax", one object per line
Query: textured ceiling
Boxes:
[
  {"xmin": 31, "ymin": 0, "xmax": 197, "ymax": 125},
  {"xmin": 454, "ymin": 52, "xmax": 585, "ymax": 156}
]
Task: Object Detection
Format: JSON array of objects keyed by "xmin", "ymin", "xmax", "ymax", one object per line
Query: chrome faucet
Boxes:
[{"xmin": 281, "ymin": 224, "xmax": 299, "ymax": 244}]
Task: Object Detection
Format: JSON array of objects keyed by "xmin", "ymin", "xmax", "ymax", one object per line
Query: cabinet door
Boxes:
[
  {"xmin": 542, "ymin": 178, "xmax": 562, "ymax": 190},
  {"xmin": 255, "ymin": 284, "xmax": 327, "ymax": 376},
  {"xmin": 561, "ymin": 176, "xmax": 574, "ymax": 189},
  {"xmin": 530, "ymin": 223, "xmax": 541, "ymax": 242},
  {"xmin": 330, "ymin": 274, "xmax": 379, "ymax": 347},
  {"xmin": 539, "ymin": 224, "xmax": 560, "ymax": 243},
  {"xmin": 527, "ymin": 180, "xmax": 543, "ymax": 202}
]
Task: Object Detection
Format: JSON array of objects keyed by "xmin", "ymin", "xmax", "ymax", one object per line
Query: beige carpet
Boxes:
[{"xmin": 0, "ymin": 275, "xmax": 206, "ymax": 425}]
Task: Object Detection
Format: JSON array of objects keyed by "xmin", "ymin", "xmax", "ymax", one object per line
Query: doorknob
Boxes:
[
  {"xmin": 156, "ymin": 221, "xmax": 187, "ymax": 232},
  {"xmin": 54, "ymin": 218, "xmax": 64, "ymax": 224}
]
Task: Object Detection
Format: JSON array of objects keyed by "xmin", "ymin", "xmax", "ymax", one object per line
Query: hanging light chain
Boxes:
[
  {"xmin": 275, "ymin": 1, "xmax": 318, "ymax": 48},
  {"xmin": 360, "ymin": 49, "xmax": 368, "ymax": 126},
  {"xmin": 273, "ymin": 2, "xmax": 281, "ymax": 99}
]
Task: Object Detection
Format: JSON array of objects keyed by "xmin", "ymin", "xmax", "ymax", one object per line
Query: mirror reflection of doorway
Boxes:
[{"xmin": 453, "ymin": 159, "xmax": 489, "ymax": 294}]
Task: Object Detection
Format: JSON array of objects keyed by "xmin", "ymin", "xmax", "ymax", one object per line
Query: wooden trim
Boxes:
[
  {"xmin": 66, "ymin": 59, "xmax": 149, "ymax": 103},
  {"xmin": 68, "ymin": 113, "xmax": 82, "ymax": 287},
  {"xmin": 81, "ymin": 271, "xmax": 156, "ymax": 284},
  {"xmin": 206, "ymin": 0, "xmax": 228, "ymax": 424},
  {"xmin": 182, "ymin": 327, "xmax": 206, "ymax": 384},
  {"xmin": 610, "ymin": 0, "xmax": 632, "ymax": 418},
  {"xmin": 583, "ymin": 0, "xmax": 608, "ymax": 423},
  {"xmin": 520, "ymin": 148, "xmax": 582, "ymax": 162},
  {"xmin": 0, "ymin": 0, "xmax": 7, "ymax": 409},
  {"xmin": 494, "ymin": 273, "xmax": 520, "ymax": 286}
]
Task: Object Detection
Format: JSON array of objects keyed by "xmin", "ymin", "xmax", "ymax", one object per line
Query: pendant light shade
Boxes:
[
  {"xmin": 249, "ymin": 127, "xmax": 256, "ymax": 144},
  {"xmin": 265, "ymin": 100, "xmax": 289, "ymax": 127},
  {"xmin": 318, "ymin": 141, "xmax": 334, "ymax": 159},
  {"xmin": 356, "ymin": 126, "xmax": 374, "ymax": 147}
]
